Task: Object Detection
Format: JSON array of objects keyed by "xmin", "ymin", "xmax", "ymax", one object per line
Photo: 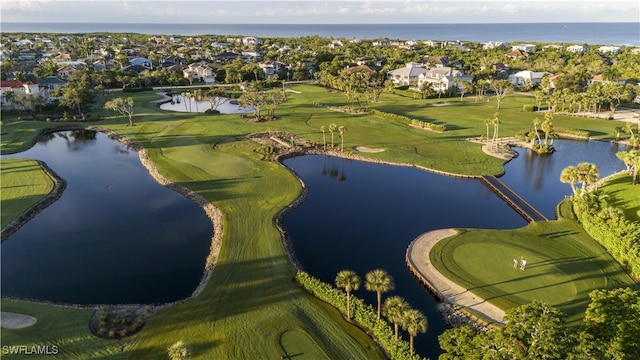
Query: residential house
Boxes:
[
  {"xmin": 57, "ymin": 65, "xmax": 79, "ymax": 78},
  {"xmin": 242, "ymin": 37, "xmax": 263, "ymax": 46},
  {"xmin": 543, "ymin": 45, "xmax": 564, "ymax": 51},
  {"xmin": 587, "ymin": 74, "xmax": 627, "ymax": 86},
  {"xmin": 567, "ymin": 45, "xmax": 589, "ymax": 53},
  {"xmin": 161, "ymin": 56, "xmax": 187, "ymax": 67},
  {"xmin": 37, "ymin": 76, "xmax": 67, "ymax": 100},
  {"xmin": 242, "ymin": 51, "xmax": 261, "ymax": 61},
  {"xmin": 259, "ymin": 61, "xmax": 286, "ymax": 79},
  {"xmin": 482, "ymin": 41, "xmax": 509, "ymax": 50},
  {"xmin": 511, "ymin": 44, "xmax": 536, "ymax": 53},
  {"xmin": 506, "ymin": 49, "xmax": 528, "ymax": 60},
  {"xmin": 183, "ymin": 61, "xmax": 216, "ymax": 84},
  {"xmin": 386, "ymin": 62, "xmax": 429, "ymax": 86},
  {"xmin": 129, "ymin": 57, "xmax": 153, "ymax": 70},
  {"xmin": 0, "ymin": 80, "xmax": 42, "ymax": 108},
  {"xmin": 214, "ymin": 51, "xmax": 240, "ymax": 63},
  {"xmin": 417, "ymin": 67, "xmax": 473, "ymax": 93},
  {"xmin": 425, "ymin": 57, "xmax": 449, "ymax": 68},
  {"xmin": 598, "ymin": 46, "xmax": 621, "ymax": 54},
  {"xmin": 508, "ymin": 70, "xmax": 552, "ymax": 88},
  {"xmin": 422, "ymin": 40, "xmax": 438, "ymax": 47}
]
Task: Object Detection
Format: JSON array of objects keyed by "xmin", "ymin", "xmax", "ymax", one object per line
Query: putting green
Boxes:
[
  {"xmin": 429, "ymin": 224, "xmax": 637, "ymax": 322},
  {"xmin": 451, "ymin": 243, "xmax": 577, "ymax": 306}
]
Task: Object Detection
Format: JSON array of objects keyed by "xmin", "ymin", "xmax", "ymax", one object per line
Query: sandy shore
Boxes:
[{"xmin": 406, "ymin": 229, "xmax": 505, "ymax": 324}]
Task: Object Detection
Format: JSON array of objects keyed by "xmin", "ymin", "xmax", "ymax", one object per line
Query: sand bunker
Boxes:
[
  {"xmin": 1, "ymin": 312, "xmax": 38, "ymax": 329},
  {"xmin": 355, "ymin": 146, "xmax": 385, "ymax": 153}
]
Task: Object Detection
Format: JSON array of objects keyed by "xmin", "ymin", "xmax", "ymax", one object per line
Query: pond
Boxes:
[
  {"xmin": 1, "ymin": 130, "xmax": 213, "ymax": 305},
  {"xmin": 159, "ymin": 94, "xmax": 252, "ymax": 114},
  {"xmin": 281, "ymin": 139, "xmax": 626, "ymax": 359}
]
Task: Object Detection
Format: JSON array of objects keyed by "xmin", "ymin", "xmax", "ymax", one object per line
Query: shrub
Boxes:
[
  {"xmin": 167, "ymin": 341, "xmax": 191, "ymax": 360},
  {"xmin": 370, "ymin": 109, "xmax": 446, "ymax": 132},
  {"xmin": 522, "ymin": 104, "xmax": 535, "ymax": 112},
  {"xmin": 573, "ymin": 194, "xmax": 640, "ymax": 278},
  {"xmin": 296, "ymin": 271, "xmax": 426, "ymax": 360}
]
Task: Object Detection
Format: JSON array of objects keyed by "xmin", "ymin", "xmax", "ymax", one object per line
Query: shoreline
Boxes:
[
  {"xmin": 0, "ymin": 126, "xmax": 627, "ymax": 312},
  {"xmin": 405, "ymin": 229, "xmax": 506, "ymax": 325},
  {"xmin": 0, "ymin": 126, "xmax": 224, "ymax": 312}
]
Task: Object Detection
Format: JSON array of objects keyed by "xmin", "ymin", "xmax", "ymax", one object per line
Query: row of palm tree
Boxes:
[
  {"xmin": 320, "ymin": 123, "xmax": 347, "ymax": 151},
  {"xmin": 335, "ymin": 269, "xmax": 427, "ymax": 355}
]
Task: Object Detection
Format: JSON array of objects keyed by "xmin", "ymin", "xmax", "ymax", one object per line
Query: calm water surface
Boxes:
[
  {"xmin": 282, "ymin": 139, "xmax": 625, "ymax": 359},
  {"xmin": 1, "ymin": 130, "xmax": 213, "ymax": 305}
]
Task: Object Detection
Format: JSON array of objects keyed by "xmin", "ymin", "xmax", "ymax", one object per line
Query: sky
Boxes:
[{"xmin": 1, "ymin": 0, "xmax": 639, "ymax": 24}]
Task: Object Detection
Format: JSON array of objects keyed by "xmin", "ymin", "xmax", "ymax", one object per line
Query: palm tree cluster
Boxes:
[
  {"xmin": 560, "ymin": 162, "xmax": 600, "ymax": 195},
  {"xmin": 336, "ymin": 269, "xmax": 427, "ymax": 355},
  {"xmin": 321, "ymin": 123, "xmax": 347, "ymax": 151}
]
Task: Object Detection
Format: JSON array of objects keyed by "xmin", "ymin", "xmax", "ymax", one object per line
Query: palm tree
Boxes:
[
  {"xmin": 329, "ymin": 123, "xmax": 337, "ymax": 148},
  {"xmin": 335, "ymin": 270, "xmax": 361, "ymax": 319},
  {"xmin": 532, "ymin": 117, "xmax": 542, "ymax": 144},
  {"xmin": 383, "ymin": 296, "xmax": 409, "ymax": 340},
  {"xmin": 491, "ymin": 112, "xmax": 501, "ymax": 150},
  {"xmin": 484, "ymin": 118, "xmax": 492, "ymax": 145},
  {"xmin": 338, "ymin": 125, "xmax": 346, "ymax": 152},
  {"xmin": 320, "ymin": 126, "xmax": 327, "ymax": 150},
  {"xmin": 400, "ymin": 308, "xmax": 428, "ymax": 355},
  {"xmin": 365, "ymin": 269, "xmax": 394, "ymax": 320},
  {"xmin": 576, "ymin": 162, "xmax": 599, "ymax": 194},
  {"xmin": 560, "ymin": 166, "xmax": 579, "ymax": 195}
]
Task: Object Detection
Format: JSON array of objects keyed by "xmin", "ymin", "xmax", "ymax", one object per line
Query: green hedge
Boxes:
[
  {"xmin": 388, "ymin": 89, "xmax": 422, "ymax": 99},
  {"xmin": 295, "ymin": 272, "xmax": 427, "ymax": 360},
  {"xmin": 554, "ymin": 127, "xmax": 590, "ymax": 138},
  {"xmin": 573, "ymin": 194, "xmax": 640, "ymax": 278},
  {"xmin": 370, "ymin": 109, "xmax": 446, "ymax": 132}
]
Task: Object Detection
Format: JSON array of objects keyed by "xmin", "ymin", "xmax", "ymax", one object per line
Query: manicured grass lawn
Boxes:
[
  {"xmin": 0, "ymin": 158, "xmax": 54, "ymax": 228},
  {"xmin": 599, "ymin": 173, "xmax": 640, "ymax": 222},
  {"xmin": 430, "ymin": 205, "xmax": 639, "ymax": 325},
  {"xmin": 279, "ymin": 329, "xmax": 330, "ymax": 360},
  {"xmin": 0, "ymin": 85, "xmax": 634, "ymax": 358}
]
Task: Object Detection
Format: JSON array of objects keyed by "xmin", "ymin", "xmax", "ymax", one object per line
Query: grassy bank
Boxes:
[
  {"xmin": 430, "ymin": 200, "xmax": 639, "ymax": 326},
  {"xmin": 0, "ymin": 158, "xmax": 54, "ymax": 228},
  {"xmin": 0, "ymin": 85, "xmax": 632, "ymax": 358}
]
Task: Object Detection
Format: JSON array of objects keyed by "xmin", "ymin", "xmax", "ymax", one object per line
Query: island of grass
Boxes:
[
  {"xmin": 426, "ymin": 196, "xmax": 638, "ymax": 326},
  {"xmin": 1, "ymin": 85, "xmax": 638, "ymax": 358}
]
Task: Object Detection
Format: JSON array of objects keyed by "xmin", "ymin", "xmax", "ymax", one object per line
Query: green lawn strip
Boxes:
[
  {"xmin": 0, "ymin": 158, "xmax": 54, "ymax": 228},
  {"xmin": 430, "ymin": 217, "xmax": 638, "ymax": 325},
  {"xmin": 279, "ymin": 328, "xmax": 331, "ymax": 360},
  {"xmin": 599, "ymin": 173, "xmax": 640, "ymax": 222},
  {"xmin": 0, "ymin": 301, "xmax": 123, "ymax": 359},
  {"xmin": 122, "ymin": 139, "xmax": 384, "ymax": 359}
]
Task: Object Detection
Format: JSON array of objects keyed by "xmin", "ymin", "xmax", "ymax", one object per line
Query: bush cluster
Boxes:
[
  {"xmin": 573, "ymin": 193, "xmax": 640, "ymax": 278},
  {"xmin": 370, "ymin": 109, "xmax": 446, "ymax": 132},
  {"xmin": 388, "ymin": 88, "xmax": 422, "ymax": 99},
  {"xmin": 122, "ymin": 86, "xmax": 153, "ymax": 93},
  {"xmin": 554, "ymin": 127, "xmax": 590, "ymax": 138},
  {"xmin": 295, "ymin": 271, "xmax": 426, "ymax": 360}
]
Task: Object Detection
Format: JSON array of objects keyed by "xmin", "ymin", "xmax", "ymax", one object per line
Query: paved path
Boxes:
[{"xmin": 406, "ymin": 229, "xmax": 505, "ymax": 324}]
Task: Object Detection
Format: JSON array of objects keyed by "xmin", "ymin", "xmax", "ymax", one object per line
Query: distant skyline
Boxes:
[{"xmin": 2, "ymin": 0, "xmax": 639, "ymax": 25}]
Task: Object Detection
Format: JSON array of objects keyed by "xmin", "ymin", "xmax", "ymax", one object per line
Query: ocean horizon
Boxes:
[{"xmin": 2, "ymin": 22, "xmax": 639, "ymax": 46}]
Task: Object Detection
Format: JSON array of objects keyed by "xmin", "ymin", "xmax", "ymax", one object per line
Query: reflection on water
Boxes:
[
  {"xmin": 159, "ymin": 95, "xmax": 253, "ymax": 114},
  {"xmin": 1, "ymin": 131, "xmax": 213, "ymax": 305}
]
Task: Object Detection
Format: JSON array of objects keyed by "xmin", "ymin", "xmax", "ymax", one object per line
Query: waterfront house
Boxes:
[{"xmin": 598, "ymin": 46, "xmax": 621, "ymax": 54}]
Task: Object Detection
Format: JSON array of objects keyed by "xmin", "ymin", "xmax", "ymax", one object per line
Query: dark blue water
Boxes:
[
  {"xmin": 281, "ymin": 139, "xmax": 626, "ymax": 359},
  {"xmin": 500, "ymin": 140, "xmax": 627, "ymax": 219},
  {"xmin": 1, "ymin": 130, "xmax": 213, "ymax": 305},
  {"xmin": 2, "ymin": 22, "xmax": 637, "ymax": 45}
]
